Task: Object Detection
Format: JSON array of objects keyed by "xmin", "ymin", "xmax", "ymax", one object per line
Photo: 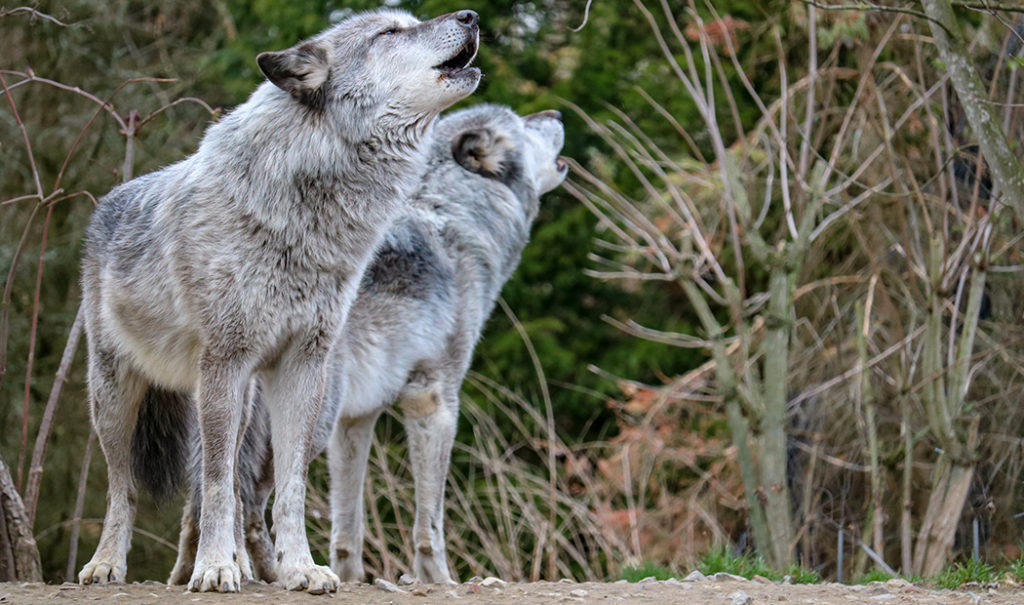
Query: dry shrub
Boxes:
[
  {"xmin": 563, "ymin": 0, "xmax": 1024, "ymax": 579},
  {"xmin": 590, "ymin": 375, "xmax": 744, "ymax": 571}
]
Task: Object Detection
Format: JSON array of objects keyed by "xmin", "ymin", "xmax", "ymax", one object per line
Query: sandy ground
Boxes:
[{"xmin": 2, "ymin": 576, "xmax": 1022, "ymax": 605}]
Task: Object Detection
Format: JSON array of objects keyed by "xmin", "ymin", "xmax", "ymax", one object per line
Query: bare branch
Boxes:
[
  {"xmin": 601, "ymin": 314, "xmax": 728, "ymax": 349},
  {"xmin": 137, "ymin": 96, "xmax": 220, "ymax": 129},
  {"xmin": 570, "ymin": 0, "xmax": 594, "ymax": 32},
  {"xmin": 797, "ymin": 0, "xmax": 953, "ymax": 36},
  {"xmin": 789, "ymin": 325, "xmax": 927, "ymax": 407},
  {"xmin": 24, "ymin": 307, "xmax": 84, "ymax": 527},
  {"xmin": 0, "ymin": 7, "xmax": 69, "ymax": 26},
  {"xmin": 953, "ymin": 1, "xmax": 1024, "ymax": 12}
]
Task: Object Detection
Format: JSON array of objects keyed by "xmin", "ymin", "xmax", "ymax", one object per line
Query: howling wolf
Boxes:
[
  {"xmin": 173, "ymin": 104, "xmax": 568, "ymax": 585},
  {"xmin": 78, "ymin": 8, "xmax": 481, "ymax": 594}
]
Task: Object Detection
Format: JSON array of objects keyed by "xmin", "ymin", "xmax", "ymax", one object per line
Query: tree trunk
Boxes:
[
  {"xmin": 912, "ymin": 457, "xmax": 974, "ymax": 576},
  {"xmin": 681, "ymin": 280, "xmax": 774, "ymax": 557},
  {"xmin": 760, "ymin": 264, "xmax": 795, "ymax": 568},
  {"xmin": 920, "ymin": 0, "xmax": 1024, "ymax": 218},
  {"xmin": 0, "ymin": 455, "xmax": 42, "ymax": 582}
]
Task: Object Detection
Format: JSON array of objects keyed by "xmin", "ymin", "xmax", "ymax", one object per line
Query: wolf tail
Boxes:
[{"xmin": 131, "ymin": 386, "xmax": 194, "ymax": 502}]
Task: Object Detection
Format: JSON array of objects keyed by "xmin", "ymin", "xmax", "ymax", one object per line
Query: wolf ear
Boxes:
[
  {"xmin": 257, "ymin": 42, "xmax": 330, "ymax": 108},
  {"xmin": 452, "ymin": 129, "xmax": 516, "ymax": 181}
]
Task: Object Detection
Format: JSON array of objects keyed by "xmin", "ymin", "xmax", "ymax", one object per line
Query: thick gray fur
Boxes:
[
  {"xmin": 78, "ymin": 7, "xmax": 480, "ymax": 594},
  {"xmin": 171, "ymin": 104, "xmax": 568, "ymax": 585}
]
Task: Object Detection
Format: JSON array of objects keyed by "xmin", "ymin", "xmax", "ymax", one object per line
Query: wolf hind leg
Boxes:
[
  {"xmin": 244, "ymin": 477, "xmax": 276, "ymax": 582},
  {"xmin": 232, "ymin": 379, "xmax": 257, "ymax": 583},
  {"xmin": 241, "ymin": 400, "xmax": 277, "ymax": 583},
  {"xmin": 168, "ymin": 485, "xmax": 199, "ymax": 584},
  {"xmin": 169, "ymin": 472, "xmax": 254, "ymax": 586},
  {"xmin": 79, "ymin": 347, "xmax": 147, "ymax": 586},
  {"xmin": 328, "ymin": 411, "xmax": 379, "ymax": 582},
  {"xmin": 400, "ymin": 383, "xmax": 457, "ymax": 585}
]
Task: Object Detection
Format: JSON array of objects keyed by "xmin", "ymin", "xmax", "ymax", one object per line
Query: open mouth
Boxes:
[
  {"xmin": 556, "ymin": 158, "xmax": 568, "ymax": 172},
  {"xmin": 434, "ymin": 34, "xmax": 479, "ymax": 75}
]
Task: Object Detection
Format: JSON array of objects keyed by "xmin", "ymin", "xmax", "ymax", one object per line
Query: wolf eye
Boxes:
[{"xmin": 378, "ymin": 27, "xmax": 399, "ymax": 36}]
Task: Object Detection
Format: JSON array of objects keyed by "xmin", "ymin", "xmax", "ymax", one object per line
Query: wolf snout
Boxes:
[{"xmin": 455, "ymin": 10, "xmax": 478, "ymax": 28}]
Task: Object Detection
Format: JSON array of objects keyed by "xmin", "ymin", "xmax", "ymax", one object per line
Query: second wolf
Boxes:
[{"xmin": 172, "ymin": 104, "xmax": 568, "ymax": 584}]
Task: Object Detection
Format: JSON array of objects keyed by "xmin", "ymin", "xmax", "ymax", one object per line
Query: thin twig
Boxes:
[
  {"xmin": 65, "ymin": 431, "xmax": 94, "ymax": 581},
  {"xmin": 789, "ymin": 325, "xmax": 927, "ymax": 407},
  {"xmin": 16, "ymin": 205, "xmax": 53, "ymax": 493},
  {"xmin": 0, "ymin": 72, "xmax": 44, "ymax": 199},
  {"xmin": 953, "ymin": 1, "xmax": 1024, "ymax": 12},
  {"xmin": 0, "ymin": 6, "xmax": 69, "ymax": 26},
  {"xmin": 24, "ymin": 306, "xmax": 84, "ymax": 527},
  {"xmin": 797, "ymin": 0, "xmax": 953, "ymax": 36},
  {"xmin": 0, "ymin": 204, "xmax": 40, "ymax": 405},
  {"xmin": 0, "ymin": 194, "xmax": 41, "ymax": 207},
  {"xmin": 53, "ymin": 76, "xmax": 185, "ymax": 188},
  {"xmin": 601, "ymin": 314, "xmax": 724, "ymax": 349},
  {"xmin": 137, "ymin": 96, "xmax": 219, "ymax": 128},
  {"xmin": 570, "ymin": 0, "xmax": 594, "ymax": 32}
]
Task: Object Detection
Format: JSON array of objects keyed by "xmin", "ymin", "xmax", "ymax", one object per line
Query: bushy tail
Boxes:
[{"xmin": 131, "ymin": 386, "xmax": 194, "ymax": 502}]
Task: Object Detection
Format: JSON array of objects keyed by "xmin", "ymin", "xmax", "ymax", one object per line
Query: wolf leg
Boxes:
[
  {"xmin": 79, "ymin": 347, "xmax": 147, "ymax": 585},
  {"xmin": 328, "ymin": 412, "xmax": 378, "ymax": 582},
  {"xmin": 168, "ymin": 486, "xmax": 199, "ymax": 584},
  {"xmin": 188, "ymin": 357, "xmax": 250, "ymax": 593},
  {"xmin": 232, "ymin": 381, "xmax": 256, "ymax": 583},
  {"xmin": 263, "ymin": 340, "xmax": 340, "ymax": 594},
  {"xmin": 245, "ymin": 478, "xmax": 276, "ymax": 582},
  {"xmin": 400, "ymin": 385, "xmax": 457, "ymax": 585},
  {"xmin": 243, "ymin": 408, "xmax": 277, "ymax": 583}
]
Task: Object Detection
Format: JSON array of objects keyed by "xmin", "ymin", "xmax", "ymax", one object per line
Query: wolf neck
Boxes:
[
  {"xmin": 439, "ymin": 187, "xmax": 536, "ymax": 299},
  {"xmin": 199, "ymin": 83, "xmax": 432, "ymax": 238}
]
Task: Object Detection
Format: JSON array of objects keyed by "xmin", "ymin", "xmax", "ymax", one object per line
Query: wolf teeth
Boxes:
[{"xmin": 435, "ymin": 36, "xmax": 477, "ymax": 71}]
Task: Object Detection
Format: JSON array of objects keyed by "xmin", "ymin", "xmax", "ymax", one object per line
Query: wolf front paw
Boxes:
[
  {"xmin": 189, "ymin": 561, "xmax": 242, "ymax": 592},
  {"xmin": 237, "ymin": 548, "xmax": 254, "ymax": 583},
  {"xmin": 167, "ymin": 558, "xmax": 193, "ymax": 586},
  {"xmin": 414, "ymin": 547, "xmax": 455, "ymax": 585},
  {"xmin": 331, "ymin": 548, "xmax": 366, "ymax": 583},
  {"xmin": 280, "ymin": 562, "xmax": 340, "ymax": 594},
  {"xmin": 79, "ymin": 559, "xmax": 126, "ymax": 585}
]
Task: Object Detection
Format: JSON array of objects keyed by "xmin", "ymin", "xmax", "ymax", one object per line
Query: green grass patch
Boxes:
[
  {"xmin": 784, "ymin": 563, "xmax": 821, "ymax": 584},
  {"xmin": 851, "ymin": 569, "xmax": 894, "ymax": 584},
  {"xmin": 694, "ymin": 548, "xmax": 821, "ymax": 583},
  {"xmin": 934, "ymin": 559, "xmax": 997, "ymax": 589},
  {"xmin": 1005, "ymin": 557, "xmax": 1024, "ymax": 582},
  {"xmin": 697, "ymin": 547, "xmax": 776, "ymax": 579},
  {"xmin": 621, "ymin": 562, "xmax": 674, "ymax": 582}
]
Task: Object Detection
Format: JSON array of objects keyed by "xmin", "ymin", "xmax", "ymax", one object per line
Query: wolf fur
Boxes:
[
  {"xmin": 172, "ymin": 104, "xmax": 568, "ymax": 585},
  {"xmin": 78, "ymin": 8, "xmax": 480, "ymax": 594}
]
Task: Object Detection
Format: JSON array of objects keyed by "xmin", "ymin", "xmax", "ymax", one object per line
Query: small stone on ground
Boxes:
[{"xmin": 374, "ymin": 578, "xmax": 406, "ymax": 594}]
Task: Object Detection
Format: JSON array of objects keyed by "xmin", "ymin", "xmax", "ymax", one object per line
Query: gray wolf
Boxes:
[
  {"xmin": 78, "ymin": 8, "xmax": 480, "ymax": 594},
  {"xmin": 171, "ymin": 104, "xmax": 568, "ymax": 585}
]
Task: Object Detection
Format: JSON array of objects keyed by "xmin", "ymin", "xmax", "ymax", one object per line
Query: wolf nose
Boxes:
[{"xmin": 456, "ymin": 10, "xmax": 478, "ymax": 27}]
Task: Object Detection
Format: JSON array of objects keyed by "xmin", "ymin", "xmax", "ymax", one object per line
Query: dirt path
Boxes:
[{"xmin": 2, "ymin": 576, "xmax": 1021, "ymax": 604}]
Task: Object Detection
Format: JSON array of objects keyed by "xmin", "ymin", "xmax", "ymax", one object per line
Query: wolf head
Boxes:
[
  {"xmin": 257, "ymin": 8, "xmax": 481, "ymax": 125},
  {"xmin": 444, "ymin": 105, "xmax": 568, "ymax": 204},
  {"xmin": 417, "ymin": 105, "xmax": 567, "ymax": 284}
]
